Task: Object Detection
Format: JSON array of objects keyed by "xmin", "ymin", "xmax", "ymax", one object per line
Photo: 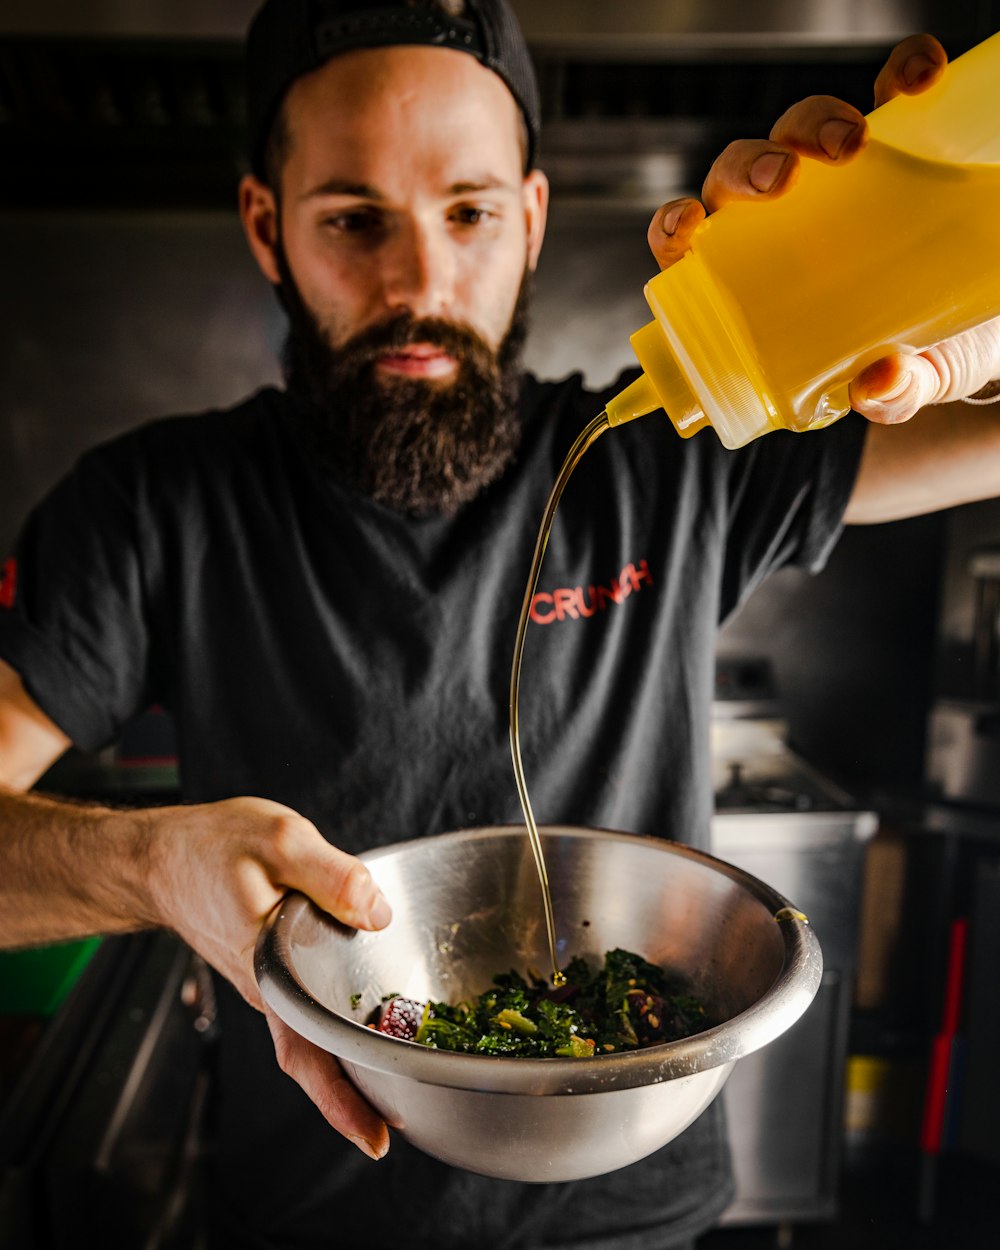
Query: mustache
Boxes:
[{"xmin": 330, "ymin": 313, "xmax": 495, "ymax": 373}]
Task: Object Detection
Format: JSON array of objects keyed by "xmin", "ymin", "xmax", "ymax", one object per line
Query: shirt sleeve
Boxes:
[
  {"xmin": 0, "ymin": 440, "xmax": 161, "ymax": 752},
  {"xmin": 717, "ymin": 411, "xmax": 868, "ymax": 621},
  {"xmin": 585, "ymin": 367, "xmax": 868, "ymax": 624}
]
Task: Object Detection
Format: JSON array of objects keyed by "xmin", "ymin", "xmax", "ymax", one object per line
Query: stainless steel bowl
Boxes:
[{"xmin": 255, "ymin": 824, "xmax": 821, "ymax": 1182}]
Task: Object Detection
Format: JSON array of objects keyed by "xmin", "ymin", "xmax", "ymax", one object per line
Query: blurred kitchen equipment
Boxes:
[
  {"xmin": 918, "ymin": 916, "xmax": 968, "ymax": 1221},
  {"xmin": 710, "ymin": 656, "xmax": 877, "ymax": 1225},
  {"xmin": 970, "ymin": 546, "xmax": 1000, "ymax": 699},
  {"xmin": 928, "ymin": 546, "xmax": 1000, "ymax": 804},
  {"xmin": 255, "ymin": 824, "xmax": 821, "ymax": 1183},
  {"xmin": 912, "ymin": 543, "xmax": 1000, "ymax": 1186},
  {"xmin": 0, "ymin": 933, "xmax": 213, "ymax": 1247}
]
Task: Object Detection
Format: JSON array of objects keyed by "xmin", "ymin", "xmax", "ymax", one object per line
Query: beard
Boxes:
[{"xmin": 277, "ymin": 250, "xmax": 531, "ymax": 517}]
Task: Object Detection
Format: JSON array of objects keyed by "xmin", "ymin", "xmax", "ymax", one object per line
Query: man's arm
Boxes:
[
  {"xmin": 843, "ymin": 315, "xmax": 1000, "ymax": 522},
  {"xmin": 844, "ymin": 397, "xmax": 1000, "ymax": 524},
  {"xmin": 0, "ymin": 656, "xmax": 391, "ymax": 1159},
  {"xmin": 0, "ymin": 656, "xmax": 168, "ymax": 945}
]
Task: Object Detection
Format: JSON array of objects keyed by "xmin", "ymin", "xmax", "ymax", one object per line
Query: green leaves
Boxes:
[{"xmin": 387, "ymin": 949, "xmax": 707, "ymax": 1059}]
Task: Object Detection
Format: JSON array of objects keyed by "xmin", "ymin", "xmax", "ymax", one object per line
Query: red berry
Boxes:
[{"xmin": 377, "ymin": 997, "xmax": 425, "ymax": 1040}]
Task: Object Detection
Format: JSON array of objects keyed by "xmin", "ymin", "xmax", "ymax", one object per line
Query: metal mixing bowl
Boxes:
[{"xmin": 255, "ymin": 824, "xmax": 821, "ymax": 1182}]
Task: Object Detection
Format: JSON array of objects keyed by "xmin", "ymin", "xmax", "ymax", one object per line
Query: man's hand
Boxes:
[
  {"xmin": 646, "ymin": 34, "xmax": 1000, "ymax": 425},
  {"xmin": 147, "ymin": 795, "xmax": 392, "ymax": 1159},
  {"xmin": 0, "ymin": 656, "xmax": 392, "ymax": 1166},
  {"xmin": 0, "ymin": 658, "xmax": 392, "ymax": 1159}
]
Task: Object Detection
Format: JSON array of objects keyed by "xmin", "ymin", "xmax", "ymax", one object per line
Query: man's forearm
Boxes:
[
  {"xmin": 0, "ymin": 787, "xmax": 162, "ymax": 948},
  {"xmin": 845, "ymin": 399, "xmax": 1000, "ymax": 524},
  {"xmin": 0, "ymin": 764, "xmax": 396, "ymax": 1158}
]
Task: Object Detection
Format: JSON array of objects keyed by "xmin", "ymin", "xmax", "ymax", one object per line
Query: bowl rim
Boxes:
[{"xmin": 255, "ymin": 824, "xmax": 823, "ymax": 1096}]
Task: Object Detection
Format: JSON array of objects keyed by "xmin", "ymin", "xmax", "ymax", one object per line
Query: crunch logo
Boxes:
[
  {"xmin": 530, "ymin": 559, "xmax": 653, "ymax": 625},
  {"xmin": 0, "ymin": 557, "xmax": 16, "ymax": 610}
]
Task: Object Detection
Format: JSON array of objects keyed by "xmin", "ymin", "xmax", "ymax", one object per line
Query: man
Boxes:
[{"xmin": 0, "ymin": 2, "xmax": 998, "ymax": 1246}]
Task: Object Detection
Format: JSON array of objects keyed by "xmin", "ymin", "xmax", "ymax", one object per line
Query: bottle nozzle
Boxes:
[
  {"xmin": 607, "ymin": 321, "xmax": 709, "ymax": 439},
  {"xmin": 605, "ymin": 371, "xmax": 661, "ymax": 427}
]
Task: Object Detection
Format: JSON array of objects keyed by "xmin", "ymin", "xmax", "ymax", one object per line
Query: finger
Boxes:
[
  {"xmin": 701, "ymin": 140, "xmax": 798, "ymax": 212},
  {"xmin": 769, "ymin": 95, "xmax": 867, "ymax": 164},
  {"xmin": 647, "ymin": 198, "xmax": 706, "ymax": 270},
  {"xmin": 874, "ymin": 34, "xmax": 947, "ymax": 107},
  {"xmin": 849, "ymin": 354, "xmax": 940, "ymax": 424},
  {"xmin": 265, "ymin": 1006, "xmax": 390, "ymax": 1160},
  {"xmin": 920, "ymin": 319, "xmax": 1000, "ymax": 401}
]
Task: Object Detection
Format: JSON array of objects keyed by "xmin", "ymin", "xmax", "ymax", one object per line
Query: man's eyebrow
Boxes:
[
  {"xmin": 299, "ymin": 179, "xmax": 385, "ymax": 202},
  {"xmin": 448, "ymin": 176, "xmax": 516, "ymax": 194},
  {"xmin": 299, "ymin": 175, "xmax": 517, "ymax": 202}
]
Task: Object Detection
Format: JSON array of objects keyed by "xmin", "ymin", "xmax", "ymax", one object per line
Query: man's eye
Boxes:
[
  {"xmin": 324, "ymin": 209, "xmax": 383, "ymax": 234},
  {"xmin": 452, "ymin": 205, "xmax": 493, "ymax": 227}
]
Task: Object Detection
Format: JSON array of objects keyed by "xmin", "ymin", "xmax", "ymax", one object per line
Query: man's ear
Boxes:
[
  {"xmin": 239, "ymin": 174, "xmax": 282, "ymax": 285},
  {"xmin": 523, "ymin": 168, "xmax": 549, "ymax": 272}
]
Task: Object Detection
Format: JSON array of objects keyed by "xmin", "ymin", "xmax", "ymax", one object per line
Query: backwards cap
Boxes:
[{"xmin": 245, "ymin": 0, "xmax": 541, "ymax": 177}]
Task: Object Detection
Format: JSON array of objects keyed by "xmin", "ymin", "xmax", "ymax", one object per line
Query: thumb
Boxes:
[
  {"xmin": 850, "ymin": 353, "xmax": 946, "ymax": 424},
  {"xmin": 304, "ymin": 843, "xmax": 393, "ymax": 931},
  {"xmin": 851, "ymin": 317, "xmax": 1000, "ymax": 424},
  {"xmin": 274, "ymin": 821, "xmax": 392, "ymax": 931}
]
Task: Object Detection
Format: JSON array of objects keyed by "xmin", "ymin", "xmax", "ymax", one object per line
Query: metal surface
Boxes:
[
  {"xmin": 713, "ymin": 809, "xmax": 876, "ymax": 1224},
  {"xmin": 707, "ymin": 674, "xmax": 877, "ymax": 1226},
  {"xmin": 255, "ymin": 824, "xmax": 821, "ymax": 1183},
  {"xmin": 711, "ymin": 717, "xmax": 870, "ymax": 814}
]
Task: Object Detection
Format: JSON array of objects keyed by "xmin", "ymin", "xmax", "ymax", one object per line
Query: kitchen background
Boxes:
[{"xmin": 1, "ymin": 1, "xmax": 999, "ymax": 1246}]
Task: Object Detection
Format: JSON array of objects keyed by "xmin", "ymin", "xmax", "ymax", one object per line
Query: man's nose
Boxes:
[{"xmin": 380, "ymin": 220, "xmax": 455, "ymax": 319}]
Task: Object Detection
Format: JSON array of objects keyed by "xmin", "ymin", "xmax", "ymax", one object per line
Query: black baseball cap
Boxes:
[{"xmin": 245, "ymin": 0, "xmax": 541, "ymax": 179}]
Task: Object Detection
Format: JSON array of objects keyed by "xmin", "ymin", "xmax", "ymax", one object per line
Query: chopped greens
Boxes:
[{"xmin": 373, "ymin": 948, "xmax": 707, "ymax": 1058}]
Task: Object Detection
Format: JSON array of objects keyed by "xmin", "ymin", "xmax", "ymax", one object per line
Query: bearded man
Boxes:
[{"xmin": 1, "ymin": 3, "xmax": 999, "ymax": 1248}]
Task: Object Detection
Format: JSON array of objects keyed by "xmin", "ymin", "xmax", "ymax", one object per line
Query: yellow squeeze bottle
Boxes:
[{"xmin": 606, "ymin": 31, "xmax": 1000, "ymax": 449}]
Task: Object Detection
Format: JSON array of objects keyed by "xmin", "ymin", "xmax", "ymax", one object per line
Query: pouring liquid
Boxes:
[{"xmin": 508, "ymin": 410, "xmax": 611, "ymax": 986}]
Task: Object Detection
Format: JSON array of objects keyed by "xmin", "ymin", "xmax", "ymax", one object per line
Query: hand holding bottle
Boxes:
[{"xmin": 642, "ymin": 34, "xmax": 1000, "ymax": 434}]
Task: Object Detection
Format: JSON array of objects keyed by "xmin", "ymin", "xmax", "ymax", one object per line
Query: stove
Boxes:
[{"xmin": 712, "ymin": 717, "xmax": 861, "ymax": 814}]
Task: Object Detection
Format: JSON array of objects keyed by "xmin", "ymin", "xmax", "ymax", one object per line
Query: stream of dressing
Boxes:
[{"xmin": 508, "ymin": 409, "xmax": 611, "ymax": 986}]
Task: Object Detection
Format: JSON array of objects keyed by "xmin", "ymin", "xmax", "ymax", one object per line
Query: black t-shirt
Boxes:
[{"xmin": 0, "ymin": 374, "xmax": 866, "ymax": 1248}]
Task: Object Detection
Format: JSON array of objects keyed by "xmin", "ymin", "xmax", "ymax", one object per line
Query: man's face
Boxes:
[{"xmin": 240, "ymin": 44, "xmax": 549, "ymax": 514}]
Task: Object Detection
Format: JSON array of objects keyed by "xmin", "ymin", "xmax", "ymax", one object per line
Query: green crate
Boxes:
[{"xmin": 0, "ymin": 937, "xmax": 102, "ymax": 1016}]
